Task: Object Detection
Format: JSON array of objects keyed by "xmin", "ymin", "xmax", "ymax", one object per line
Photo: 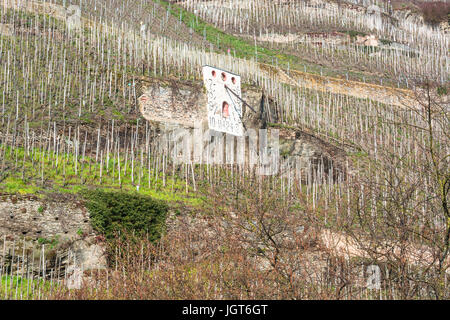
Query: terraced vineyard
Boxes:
[{"xmin": 0, "ymin": 0, "xmax": 448, "ymax": 300}]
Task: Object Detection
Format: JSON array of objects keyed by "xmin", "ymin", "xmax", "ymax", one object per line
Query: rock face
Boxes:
[
  {"xmin": 366, "ymin": 5, "xmax": 381, "ymax": 16},
  {"xmin": 0, "ymin": 194, "xmax": 108, "ymax": 279},
  {"xmin": 69, "ymin": 237, "xmax": 107, "ymax": 270},
  {"xmin": 278, "ymin": 128, "xmax": 347, "ymax": 181},
  {"xmin": 392, "ymin": 8, "xmax": 424, "ymax": 26},
  {"xmin": 355, "ymin": 34, "xmax": 379, "ymax": 46},
  {"xmin": 0, "ymin": 234, "xmax": 108, "ymax": 288},
  {"xmin": 138, "ymin": 77, "xmax": 274, "ymax": 130},
  {"xmin": 139, "ymin": 78, "xmax": 208, "ymax": 127},
  {"xmin": 138, "ymin": 76, "xmax": 346, "ymax": 179},
  {"xmin": 439, "ymin": 20, "xmax": 449, "ymax": 34},
  {"xmin": 1, "ymin": 0, "xmax": 67, "ymax": 20},
  {"xmin": 0, "ymin": 23, "xmax": 14, "ymax": 36}
]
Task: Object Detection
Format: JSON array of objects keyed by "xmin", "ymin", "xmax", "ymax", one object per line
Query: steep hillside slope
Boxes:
[{"xmin": 0, "ymin": 0, "xmax": 448, "ymax": 300}]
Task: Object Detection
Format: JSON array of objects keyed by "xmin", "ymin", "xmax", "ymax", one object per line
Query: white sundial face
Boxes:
[
  {"xmin": 227, "ymin": 83, "xmax": 242, "ymax": 117},
  {"xmin": 205, "ymin": 78, "xmax": 218, "ymax": 113},
  {"xmin": 202, "ymin": 66, "xmax": 243, "ymax": 136}
]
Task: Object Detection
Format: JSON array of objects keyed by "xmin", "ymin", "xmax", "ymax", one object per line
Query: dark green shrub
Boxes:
[
  {"xmin": 379, "ymin": 39, "xmax": 392, "ymax": 46},
  {"xmin": 82, "ymin": 190, "xmax": 168, "ymax": 242},
  {"xmin": 342, "ymin": 30, "xmax": 367, "ymax": 39},
  {"xmin": 437, "ymin": 86, "xmax": 447, "ymax": 96}
]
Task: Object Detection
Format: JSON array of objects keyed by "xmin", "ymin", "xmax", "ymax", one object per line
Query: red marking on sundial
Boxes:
[{"xmin": 222, "ymin": 101, "xmax": 230, "ymax": 118}]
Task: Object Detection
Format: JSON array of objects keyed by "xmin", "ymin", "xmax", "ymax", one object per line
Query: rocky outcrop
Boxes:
[
  {"xmin": 392, "ymin": 8, "xmax": 424, "ymax": 26},
  {"xmin": 355, "ymin": 34, "xmax": 379, "ymax": 46},
  {"xmin": 1, "ymin": 0, "xmax": 67, "ymax": 20},
  {"xmin": 0, "ymin": 194, "xmax": 108, "ymax": 281},
  {"xmin": 137, "ymin": 76, "xmax": 346, "ymax": 179},
  {"xmin": 0, "ymin": 23, "xmax": 14, "ymax": 36},
  {"xmin": 263, "ymin": 63, "xmax": 415, "ymax": 108},
  {"xmin": 138, "ymin": 77, "xmax": 274, "ymax": 130},
  {"xmin": 138, "ymin": 78, "xmax": 208, "ymax": 128},
  {"xmin": 277, "ymin": 127, "xmax": 347, "ymax": 181}
]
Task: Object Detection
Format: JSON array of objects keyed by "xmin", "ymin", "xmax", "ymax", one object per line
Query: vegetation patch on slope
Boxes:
[{"xmin": 82, "ymin": 189, "xmax": 168, "ymax": 241}]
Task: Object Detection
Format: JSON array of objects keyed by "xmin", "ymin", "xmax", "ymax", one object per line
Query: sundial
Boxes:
[{"xmin": 202, "ymin": 65, "xmax": 244, "ymax": 136}]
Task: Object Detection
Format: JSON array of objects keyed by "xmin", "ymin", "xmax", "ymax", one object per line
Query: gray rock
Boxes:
[{"xmin": 0, "ymin": 23, "xmax": 14, "ymax": 37}]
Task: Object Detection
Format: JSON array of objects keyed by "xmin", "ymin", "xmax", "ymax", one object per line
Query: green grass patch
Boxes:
[
  {"xmin": 0, "ymin": 144, "xmax": 204, "ymax": 207},
  {"xmin": 155, "ymin": 0, "xmax": 312, "ymax": 73},
  {"xmin": 0, "ymin": 275, "xmax": 53, "ymax": 300},
  {"xmin": 155, "ymin": 0, "xmax": 391, "ymax": 84}
]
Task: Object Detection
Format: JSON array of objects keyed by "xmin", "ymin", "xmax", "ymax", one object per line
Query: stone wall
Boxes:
[
  {"xmin": 0, "ymin": 194, "xmax": 107, "ymax": 277},
  {"xmin": 0, "ymin": 193, "xmax": 92, "ymax": 240}
]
